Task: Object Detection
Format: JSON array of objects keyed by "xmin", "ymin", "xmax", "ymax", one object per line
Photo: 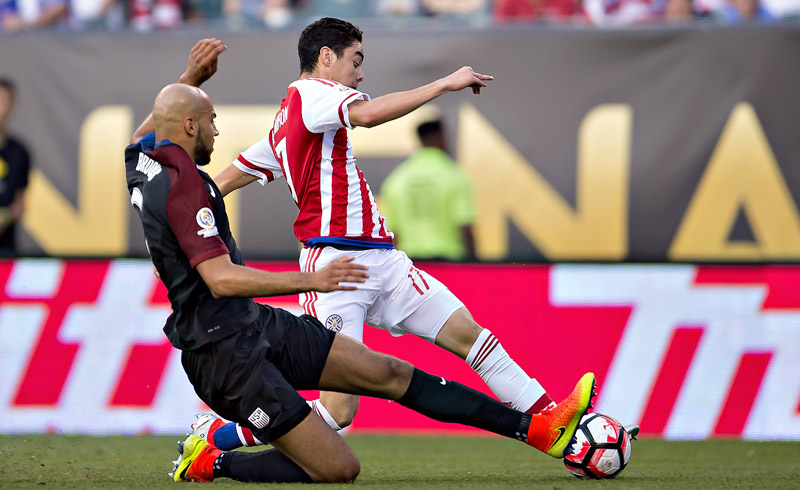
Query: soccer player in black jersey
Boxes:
[{"xmin": 124, "ymin": 38, "xmax": 595, "ymax": 483}]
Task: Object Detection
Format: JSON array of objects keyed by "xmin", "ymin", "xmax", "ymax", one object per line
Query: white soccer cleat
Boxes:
[{"xmin": 190, "ymin": 411, "xmax": 224, "ymax": 443}]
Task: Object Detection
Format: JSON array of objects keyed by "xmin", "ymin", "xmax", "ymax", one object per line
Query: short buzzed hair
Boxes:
[
  {"xmin": 416, "ymin": 119, "xmax": 443, "ymax": 142},
  {"xmin": 298, "ymin": 17, "xmax": 363, "ymax": 74}
]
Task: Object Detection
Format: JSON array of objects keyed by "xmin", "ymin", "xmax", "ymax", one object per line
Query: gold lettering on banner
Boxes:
[
  {"xmin": 23, "ymin": 106, "xmax": 131, "ymax": 255},
  {"xmin": 459, "ymin": 104, "xmax": 631, "ymax": 260},
  {"xmin": 670, "ymin": 103, "xmax": 800, "ymax": 260}
]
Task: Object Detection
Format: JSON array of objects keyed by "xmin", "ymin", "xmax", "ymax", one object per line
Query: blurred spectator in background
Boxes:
[
  {"xmin": 372, "ymin": 0, "xmax": 491, "ymax": 22},
  {"xmin": 420, "ymin": 0, "xmax": 487, "ymax": 14},
  {"xmin": 380, "ymin": 119, "xmax": 476, "ymax": 261},
  {"xmin": 186, "ymin": 0, "xmax": 223, "ymax": 25},
  {"xmin": 493, "ymin": 0, "xmax": 588, "ymax": 24},
  {"xmin": 129, "ymin": 0, "xmax": 184, "ymax": 30},
  {"xmin": 762, "ymin": 0, "xmax": 800, "ymax": 19},
  {"xmin": 715, "ymin": 0, "xmax": 776, "ymax": 21},
  {"xmin": 220, "ymin": 0, "xmax": 303, "ymax": 29},
  {"xmin": 661, "ymin": 0, "xmax": 696, "ymax": 21},
  {"xmin": 0, "ymin": 79, "xmax": 30, "ymax": 257},
  {"xmin": 1, "ymin": 0, "xmax": 67, "ymax": 32},
  {"xmin": 583, "ymin": 0, "xmax": 656, "ymax": 24},
  {"xmin": 374, "ymin": 0, "xmax": 419, "ymax": 16},
  {"xmin": 70, "ymin": 0, "xmax": 124, "ymax": 29},
  {"xmin": 262, "ymin": 0, "xmax": 302, "ymax": 27}
]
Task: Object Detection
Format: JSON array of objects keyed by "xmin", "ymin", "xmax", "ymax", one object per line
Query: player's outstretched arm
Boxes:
[
  {"xmin": 196, "ymin": 255, "xmax": 369, "ymax": 299},
  {"xmin": 131, "ymin": 38, "xmax": 227, "ymax": 144},
  {"xmin": 348, "ymin": 66, "xmax": 492, "ymax": 128},
  {"xmin": 214, "ymin": 164, "xmax": 258, "ymax": 197}
]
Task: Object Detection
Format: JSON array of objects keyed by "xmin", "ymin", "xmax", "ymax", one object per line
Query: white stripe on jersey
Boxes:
[
  {"xmin": 344, "ymin": 142, "xmax": 363, "ymax": 236},
  {"xmin": 319, "ymin": 131, "xmax": 336, "ymax": 236},
  {"xmin": 364, "ymin": 179, "xmax": 388, "ymax": 239}
]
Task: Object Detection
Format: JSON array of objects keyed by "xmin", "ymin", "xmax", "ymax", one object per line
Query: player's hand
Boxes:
[
  {"xmin": 312, "ymin": 256, "xmax": 369, "ymax": 292},
  {"xmin": 441, "ymin": 66, "xmax": 493, "ymax": 95},
  {"xmin": 179, "ymin": 38, "xmax": 227, "ymax": 87}
]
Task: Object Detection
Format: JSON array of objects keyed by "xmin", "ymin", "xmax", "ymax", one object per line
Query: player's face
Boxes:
[
  {"xmin": 193, "ymin": 106, "xmax": 218, "ymax": 166},
  {"xmin": 330, "ymin": 42, "xmax": 364, "ymax": 90}
]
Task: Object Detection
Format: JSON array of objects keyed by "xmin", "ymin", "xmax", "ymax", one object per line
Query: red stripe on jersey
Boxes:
[
  {"xmin": 237, "ymin": 154, "xmax": 275, "ymax": 182},
  {"xmin": 329, "ymin": 129, "xmax": 350, "ymax": 236},
  {"xmin": 277, "ymin": 87, "xmax": 324, "ymax": 243},
  {"xmin": 337, "ymin": 93, "xmax": 359, "ymax": 126},
  {"xmin": 356, "ymin": 166, "xmax": 374, "ymax": 236},
  {"xmin": 377, "ymin": 215, "xmax": 390, "ymax": 238}
]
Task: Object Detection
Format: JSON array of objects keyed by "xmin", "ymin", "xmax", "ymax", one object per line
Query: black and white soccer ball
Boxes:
[{"xmin": 563, "ymin": 413, "xmax": 636, "ymax": 479}]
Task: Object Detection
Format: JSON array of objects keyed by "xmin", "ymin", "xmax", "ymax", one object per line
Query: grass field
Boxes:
[{"xmin": 2, "ymin": 434, "xmax": 799, "ymax": 489}]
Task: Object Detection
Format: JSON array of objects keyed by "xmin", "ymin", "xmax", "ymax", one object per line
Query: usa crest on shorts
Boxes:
[{"xmin": 325, "ymin": 314, "xmax": 343, "ymax": 332}]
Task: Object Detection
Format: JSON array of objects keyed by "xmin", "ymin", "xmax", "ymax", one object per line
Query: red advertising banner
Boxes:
[{"xmin": 1, "ymin": 260, "xmax": 798, "ymax": 439}]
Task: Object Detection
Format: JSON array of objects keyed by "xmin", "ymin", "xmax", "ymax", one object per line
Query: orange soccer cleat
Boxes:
[{"xmin": 526, "ymin": 372, "xmax": 597, "ymax": 458}]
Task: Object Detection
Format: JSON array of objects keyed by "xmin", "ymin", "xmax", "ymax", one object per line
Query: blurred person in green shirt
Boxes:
[{"xmin": 381, "ymin": 119, "xmax": 475, "ymax": 261}]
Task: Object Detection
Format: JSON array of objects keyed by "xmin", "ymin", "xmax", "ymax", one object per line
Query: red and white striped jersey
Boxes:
[{"xmin": 233, "ymin": 78, "xmax": 394, "ymax": 248}]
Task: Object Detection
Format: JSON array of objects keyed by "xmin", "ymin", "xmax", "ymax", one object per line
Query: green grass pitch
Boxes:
[{"xmin": 1, "ymin": 434, "xmax": 798, "ymax": 488}]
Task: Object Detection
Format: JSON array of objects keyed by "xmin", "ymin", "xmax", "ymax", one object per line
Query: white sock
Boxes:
[
  {"xmin": 465, "ymin": 329, "xmax": 549, "ymax": 412},
  {"xmin": 308, "ymin": 399, "xmax": 342, "ymax": 431}
]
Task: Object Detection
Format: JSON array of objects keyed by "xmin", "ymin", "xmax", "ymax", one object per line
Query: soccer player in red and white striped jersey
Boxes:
[{"xmin": 212, "ymin": 17, "xmax": 590, "ymax": 443}]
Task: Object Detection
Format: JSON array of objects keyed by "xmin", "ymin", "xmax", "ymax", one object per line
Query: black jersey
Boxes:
[{"xmin": 124, "ymin": 133, "xmax": 259, "ymax": 350}]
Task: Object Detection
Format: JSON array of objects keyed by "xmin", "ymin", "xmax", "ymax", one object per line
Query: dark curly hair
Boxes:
[{"xmin": 298, "ymin": 17, "xmax": 363, "ymax": 74}]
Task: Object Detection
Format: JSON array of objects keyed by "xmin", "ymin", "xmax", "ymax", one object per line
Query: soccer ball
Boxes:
[{"xmin": 563, "ymin": 413, "xmax": 633, "ymax": 479}]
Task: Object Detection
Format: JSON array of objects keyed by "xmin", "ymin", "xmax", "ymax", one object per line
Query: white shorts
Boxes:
[{"xmin": 298, "ymin": 246, "xmax": 464, "ymax": 343}]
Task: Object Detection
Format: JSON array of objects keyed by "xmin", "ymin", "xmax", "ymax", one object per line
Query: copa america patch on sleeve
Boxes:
[{"xmin": 248, "ymin": 407, "xmax": 271, "ymax": 429}]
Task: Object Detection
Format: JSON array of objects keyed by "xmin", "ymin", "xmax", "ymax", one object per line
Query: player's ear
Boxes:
[
  {"xmin": 184, "ymin": 117, "xmax": 195, "ymax": 136},
  {"xmin": 320, "ymin": 46, "xmax": 333, "ymax": 67}
]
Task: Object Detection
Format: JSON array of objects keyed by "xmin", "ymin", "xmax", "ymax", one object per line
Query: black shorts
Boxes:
[{"xmin": 181, "ymin": 304, "xmax": 336, "ymax": 443}]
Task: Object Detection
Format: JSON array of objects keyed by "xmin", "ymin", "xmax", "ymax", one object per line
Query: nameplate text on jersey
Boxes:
[{"xmin": 136, "ymin": 153, "xmax": 162, "ymax": 182}]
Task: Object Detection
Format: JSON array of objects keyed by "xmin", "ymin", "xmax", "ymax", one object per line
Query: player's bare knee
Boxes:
[
  {"xmin": 387, "ymin": 355, "xmax": 412, "ymax": 378},
  {"xmin": 436, "ymin": 309, "xmax": 483, "ymax": 357},
  {"xmin": 378, "ymin": 355, "xmax": 414, "ymax": 394},
  {"xmin": 315, "ymin": 458, "xmax": 361, "ymax": 483}
]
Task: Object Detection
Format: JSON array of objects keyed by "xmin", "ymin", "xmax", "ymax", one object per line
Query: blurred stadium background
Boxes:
[{"xmin": 1, "ymin": 0, "xmax": 799, "ymax": 446}]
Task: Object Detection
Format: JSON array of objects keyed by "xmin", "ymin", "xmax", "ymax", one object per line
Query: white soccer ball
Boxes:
[{"xmin": 563, "ymin": 413, "xmax": 633, "ymax": 479}]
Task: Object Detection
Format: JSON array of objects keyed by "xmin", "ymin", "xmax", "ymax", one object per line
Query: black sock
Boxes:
[
  {"xmin": 214, "ymin": 448, "xmax": 313, "ymax": 483},
  {"xmin": 398, "ymin": 368, "xmax": 530, "ymax": 441}
]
